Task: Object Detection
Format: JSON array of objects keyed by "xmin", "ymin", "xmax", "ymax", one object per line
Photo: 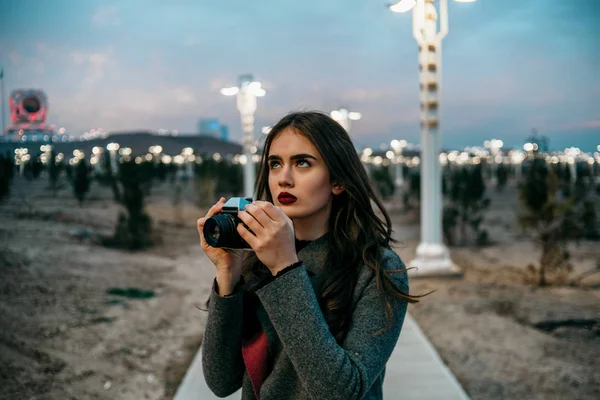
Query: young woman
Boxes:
[{"xmin": 197, "ymin": 111, "xmax": 420, "ymax": 399}]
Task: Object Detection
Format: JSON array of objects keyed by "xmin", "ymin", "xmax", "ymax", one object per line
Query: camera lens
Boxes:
[{"xmin": 203, "ymin": 214, "xmax": 236, "ymax": 248}]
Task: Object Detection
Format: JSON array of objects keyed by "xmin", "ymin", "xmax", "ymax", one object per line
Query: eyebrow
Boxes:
[{"xmin": 267, "ymin": 153, "xmax": 318, "ymax": 162}]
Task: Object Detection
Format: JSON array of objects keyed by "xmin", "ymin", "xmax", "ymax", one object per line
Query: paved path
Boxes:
[{"xmin": 174, "ymin": 313, "xmax": 470, "ymax": 399}]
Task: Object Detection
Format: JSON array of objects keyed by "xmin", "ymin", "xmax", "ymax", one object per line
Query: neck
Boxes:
[{"xmin": 292, "ymin": 203, "xmax": 330, "ymax": 241}]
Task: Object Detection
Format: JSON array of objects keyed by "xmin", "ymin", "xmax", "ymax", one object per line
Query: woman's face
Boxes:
[{"xmin": 267, "ymin": 128, "xmax": 344, "ymax": 221}]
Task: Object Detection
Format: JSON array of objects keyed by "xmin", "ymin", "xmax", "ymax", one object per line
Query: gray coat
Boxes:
[{"xmin": 202, "ymin": 234, "xmax": 409, "ymax": 399}]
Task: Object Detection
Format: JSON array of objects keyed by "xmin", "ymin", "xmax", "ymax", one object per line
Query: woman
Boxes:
[{"xmin": 197, "ymin": 111, "xmax": 421, "ymax": 400}]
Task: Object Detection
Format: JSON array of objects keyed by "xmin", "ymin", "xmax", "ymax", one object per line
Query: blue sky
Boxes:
[{"xmin": 0, "ymin": 0, "xmax": 598, "ymax": 152}]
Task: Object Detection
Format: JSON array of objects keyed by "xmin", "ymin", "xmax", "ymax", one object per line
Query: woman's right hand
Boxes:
[{"xmin": 197, "ymin": 197, "xmax": 243, "ymax": 294}]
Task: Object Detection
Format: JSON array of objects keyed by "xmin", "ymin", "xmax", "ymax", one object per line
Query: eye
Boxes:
[
  {"xmin": 268, "ymin": 161, "xmax": 281, "ymax": 169},
  {"xmin": 297, "ymin": 159, "xmax": 311, "ymax": 168}
]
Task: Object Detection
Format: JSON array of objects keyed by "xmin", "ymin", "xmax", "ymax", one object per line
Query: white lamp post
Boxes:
[
  {"xmin": 510, "ymin": 150, "xmax": 525, "ymax": 182},
  {"xmin": 330, "ymin": 108, "xmax": 361, "ymax": 133},
  {"xmin": 389, "ymin": 0, "xmax": 474, "ymax": 276},
  {"xmin": 106, "ymin": 142, "xmax": 120, "ymax": 174},
  {"xmin": 221, "ymin": 74, "xmax": 266, "ymax": 198},
  {"xmin": 360, "ymin": 147, "xmax": 373, "ymax": 178},
  {"xmin": 565, "ymin": 147, "xmax": 580, "ymax": 183},
  {"xmin": 390, "ymin": 139, "xmax": 407, "ymax": 187},
  {"xmin": 182, "ymin": 147, "xmax": 195, "ymax": 179},
  {"xmin": 149, "ymin": 145, "xmax": 163, "ymax": 164}
]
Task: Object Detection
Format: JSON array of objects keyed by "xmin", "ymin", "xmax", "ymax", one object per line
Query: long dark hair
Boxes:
[{"xmin": 243, "ymin": 111, "xmax": 424, "ymax": 343}]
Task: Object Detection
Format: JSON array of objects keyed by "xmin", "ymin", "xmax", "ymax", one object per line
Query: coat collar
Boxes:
[{"xmin": 297, "ymin": 232, "xmax": 329, "ymax": 277}]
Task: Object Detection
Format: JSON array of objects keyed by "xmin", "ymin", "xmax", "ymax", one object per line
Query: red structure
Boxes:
[
  {"xmin": 2, "ymin": 89, "xmax": 55, "ymax": 141},
  {"xmin": 10, "ymin": 89, "xmax": 48, "ymax": 125}
]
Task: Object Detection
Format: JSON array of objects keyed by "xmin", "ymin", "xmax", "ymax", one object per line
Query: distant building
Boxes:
[
  {"xmin": 2, "ymin": 89, "xmax": 58, "ymax": 143},
  {"xmin": 219, "ymin": 125, "xmax": 229, "ymax": 141},
  {"xmin": 198, "ymin": 118, "xmax": 229, "ymax": 141}
]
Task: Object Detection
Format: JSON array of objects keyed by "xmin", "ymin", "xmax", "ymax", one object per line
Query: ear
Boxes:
[{"xmin": 331, "ymin": 181, "xmax": 345, "ymax": 196}]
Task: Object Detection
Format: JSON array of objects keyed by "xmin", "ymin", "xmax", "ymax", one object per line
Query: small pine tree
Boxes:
[
  {"xmin": 519, "ymin": 157, "xmax": 584, "ymax": 286},
  {"xmin": 64, "ymin": 164, "xmax": 73, "ymax": 182},
  {"xmin": 496, "ymin": 163, "xmax": 509, "ymax": 191},
  {"xmin": 443, "ymin": 164, "xmax": 490, "ymax": 246},
  {"xmin": 140, "ymin": 160, "xmax": 155, "ymax": 196},
  {"xmin": 403, "ymin": 170, "xmax": 421, "ymax": 210},
  {"xmin": 581, "ymin": 199, "xmax": 599, "ymax": 240},
  {"xmin": 31, "ymin": 156, "xmax": 43, "ymax": 179},
  {"xmin": 101, "ymin": 151, "xmax": 121, "ymax": 202},
  {"xmin": 371, "ymin": 165, "xmax": 395, "ymax": 199},
  {"xmin": 0, "ymin": 153, "xmax": 15, "ymax": 202},
  {"xmin": 156, "ymin": 161, "xmax": 167, "ymax": 182},
  {"xmin": 48, "ymin": 150, "xmax": 63, "ymax": 197},
  {"xmin": 216, "ymin": 161, "xmax": 243, "ymax": 198},
  {"xmin": 195, "ymin": 157, "xmax": 219, "ymax": 208},
  {"xmin": 73, "ymin": 159, "xmax": 91, "ymax": 206},
  {"xmin": 104, "ymin": 160, "xmax": 153, "ymax": 250}
]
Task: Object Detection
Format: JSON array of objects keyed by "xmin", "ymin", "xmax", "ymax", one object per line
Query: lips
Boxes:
[{"xmin": 277, "ymin": 192, "xmax": 297, "ymax": 205}]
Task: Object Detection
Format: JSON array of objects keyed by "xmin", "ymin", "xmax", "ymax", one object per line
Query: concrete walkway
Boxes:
[{"xmin": 174, "ymin": 313, "xmax": 470, "ymax": 399}]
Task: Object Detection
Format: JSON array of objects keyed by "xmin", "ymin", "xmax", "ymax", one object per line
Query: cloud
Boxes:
[
  {"xmin": 543, "ymin": 120, "xmax": 600, "ymax": 133},
  {"xmin": 582, "ymin": 120, "xmax": 600, "ymax": 129},
  {"xmin": 182, "ymin": 36, "xmax": 199, "ymax": 47},
  {"xmin": 8, "ymin": 52, "xmax": 22, "ymax": 64},
  {"xmin": 209, "ymin": 78, "xmax": 233, "ymax": 91},
  {"xmin": 7, "ymin": 51, "xmax": 45, "ymax": 75},
  {"xmin": 91, "ymin": 4, "xmax": 120, "ymax": 27},
  {"xmin": 70, "ymin": 51, "xmax": 113, "ymax": 84},
  {"xmin": 50, "ymin": 84, "xmax": 206, "ymax": 133},
  {"xmin": 171, "ymin": 86, "xmax": 196, "ymax": 104},
  {"xmin": 341, "ymin": 89, "xmax": 397, "ymax": 102}
]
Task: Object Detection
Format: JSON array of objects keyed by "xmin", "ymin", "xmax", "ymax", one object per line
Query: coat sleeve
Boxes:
[
  {"xmin": 201, "ymin": 280, "xmax": 246, "ymax": 397},
  {"xmin": 255, "ymin": 250, "xmax": 409, "ymax": 400}
]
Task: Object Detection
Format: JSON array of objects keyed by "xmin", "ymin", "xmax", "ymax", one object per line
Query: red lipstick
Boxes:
[{"xmin": 277, "ymin": 192, "xmax": 297, "ymax": 205}]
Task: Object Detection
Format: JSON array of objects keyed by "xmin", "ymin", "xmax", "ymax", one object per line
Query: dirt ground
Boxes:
[{"xmin": 0, "ymin": 175, "xmax": 599, "ymax": 400}]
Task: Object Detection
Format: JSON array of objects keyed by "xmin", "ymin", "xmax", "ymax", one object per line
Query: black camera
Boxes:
[{"xmin": 203, "ymin": 197, "xmax": 253, "ymax": 249}]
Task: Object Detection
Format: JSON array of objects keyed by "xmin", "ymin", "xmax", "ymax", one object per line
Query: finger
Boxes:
[
  {"xmin": 197, "ymin": 218, "xmax": 209, "ymax": 245},
  {"xmin": 237, "ymin": 223, "xmax": 258, "ymax": 249},
  {"xmin": 205, "ymin": 197, "xmax": 227, "ymax": 218},
  {"xmin": 243, "ymin": 203, "xmax": 273, "ymax": 228},
  {"xmin": 252, "ymin": 201, "xmax": 281, "ymax": 222},
  {"xmin": 206, "ymin": 197, "xmax": 226, "ymax": 216},
  {"xmin": 237, "ymin": 210, "xmax": 263, "ymax": 237}
]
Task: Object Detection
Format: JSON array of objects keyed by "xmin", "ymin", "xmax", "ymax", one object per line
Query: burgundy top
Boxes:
[{"xmin": 240, "ymin": 239, "xmax": 312, "ymax": 399}]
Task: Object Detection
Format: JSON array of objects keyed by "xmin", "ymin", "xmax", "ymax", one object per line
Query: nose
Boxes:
[{"xmin": 278, "ymin": 165, "xmax": 294, "ymax": 188}]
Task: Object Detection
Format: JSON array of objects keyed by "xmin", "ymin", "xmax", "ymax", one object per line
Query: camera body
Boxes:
[{"xmin": 203, "ymin": 197, "xmax": 253, "ymax": 249}]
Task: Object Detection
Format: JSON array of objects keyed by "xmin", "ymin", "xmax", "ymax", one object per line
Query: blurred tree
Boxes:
[
  {"xmin": 403, "ymin": 170, "xmax": 420, "ymax": 210},
  {"xmin": 167, "ymin": 163, "xmax": 177, "ymax": 185},
  {"xmin": 103, "ymin": 160, "xmax": 153, "ymax": 250},
  {"xmin": 156, "ymin": 161, "xmax": 167, "ymax": 182},
  {"xmin": 581, "ymin": 199, "xmax": 599, "ymax": 240},
  {"xmin": 48, "ymin": 150, "xmax": 63, "ymax": 197},
  {"xmin": 443, "ymin": 164, "xmax": 490, "ymax": 246},
  {"xmin": 496, "ymin": 163, "xmax": 509, "ymax": 192},
  {"xmin": 195, "ymin": 156, "xmax": 219, "ymax": 207},
  {"xmin": 64, "ymin": 164, "xmax": 73, "ymax": 182},
  {"xmin": 214, "ymin": 161, "xmax": 243, "ymax": 199},
  {"xmin": 0, "ymin": 153, "xmax": 15, "ymax": 202},
  {"xmin": 99, "ymin": 151, "xmax": 121, "ymax": 202},
  {"xmin": 371, "ymin": 165, "xmax": 395, "ymax": 199},
  {"xmin": 31, "ymin": 155, "xmax": 43, "ymax": 179},
  {"xmin": 73, "ymin": 159, "xmax": 91, "ymax": 206},
  {"xmin": 139, "ymin": 160, "xmax": 156, "ymax": 196},
  {"xmin": 519, "ymin": 157, "xmax": 584, "ymax": 286},
  {"xmin": 525, "ymin": 128, "xmax": 549, "ymax": 152},
  {"xmin": 172, "ymin": 179, "xmax": 184, "ymax": 226}
]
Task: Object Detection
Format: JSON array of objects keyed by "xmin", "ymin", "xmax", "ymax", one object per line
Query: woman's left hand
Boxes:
[{"xmin": 236, "ymin": 201, "xmax": 298, "ymax": 275}]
